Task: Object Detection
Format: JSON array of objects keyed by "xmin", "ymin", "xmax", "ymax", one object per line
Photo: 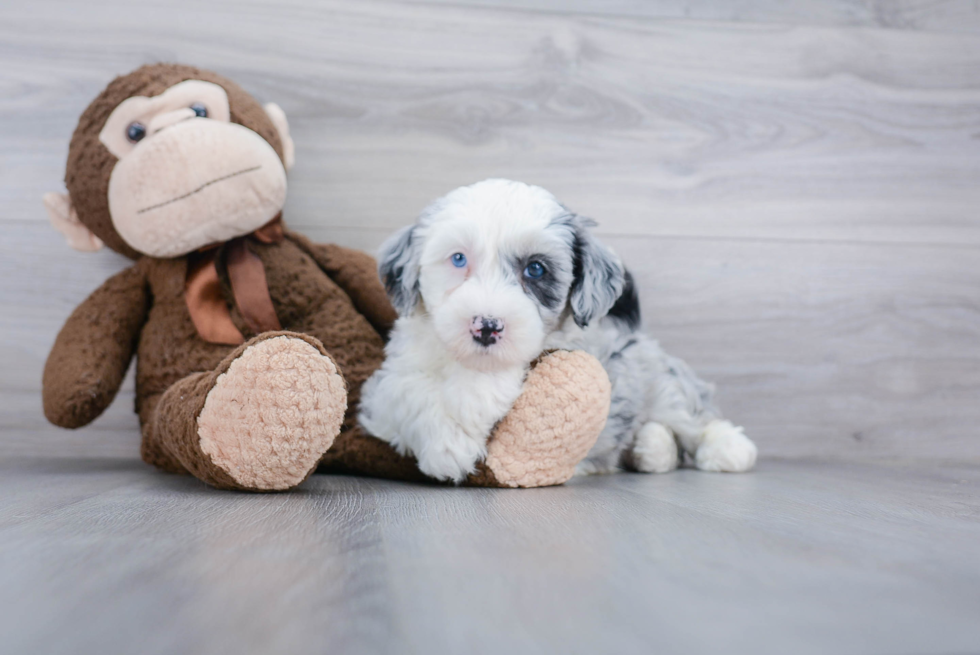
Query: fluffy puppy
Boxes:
[{"xmin": 359, "ymin": 179, "xmax": 757, "ymax": 482}]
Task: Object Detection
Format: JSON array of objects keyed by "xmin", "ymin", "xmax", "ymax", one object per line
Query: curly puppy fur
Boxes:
[{"xmin": 360, "ymin": 179, "xmax": 757, "ymax": 480}]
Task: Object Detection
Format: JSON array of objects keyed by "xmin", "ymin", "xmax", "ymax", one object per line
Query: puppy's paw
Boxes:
[
  {"xmin": 628, "ymin": 422, "xmax": 679, "ymax": 473},
  {"xmin": 694, "ymin": 420, "xmax": 757, "ymax": 473},
  {"xmin": 416, "ymin": 431, "xmax": 486, "ymax": 484}
]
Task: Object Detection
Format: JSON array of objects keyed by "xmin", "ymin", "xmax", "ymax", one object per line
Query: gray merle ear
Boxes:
[
  {"xmin": 377, "ymin": 224, "xmax": 422, "ymax": 315},
  {"xmin": 568, "ymin": 214, "xmax": 625, "ymax": 328}
]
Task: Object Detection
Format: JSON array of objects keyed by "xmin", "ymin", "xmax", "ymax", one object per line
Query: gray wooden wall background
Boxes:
[{"xmin": 2, "ymin": 0, "xmax": 978, "ymax": 463}]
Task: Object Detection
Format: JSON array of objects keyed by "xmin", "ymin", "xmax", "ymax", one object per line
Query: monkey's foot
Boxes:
[
  {"xmin": 197, "ymin": 333, "xmax": 347, "ymax": 490},
  {"xmin": 468, "ymin": 350, "xmax": 611, "ymax": 488}
]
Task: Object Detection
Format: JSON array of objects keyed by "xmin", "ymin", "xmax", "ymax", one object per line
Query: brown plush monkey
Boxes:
[{"xmin": 42, "ymin": 64, "xmax": 610, "ymax": 492}]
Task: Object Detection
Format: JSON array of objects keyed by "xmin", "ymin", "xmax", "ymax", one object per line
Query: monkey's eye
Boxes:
[
  {"xmin": 190, "ymin": 103, "xmax": 208, "ymax": 118},
  {"xmin": 126, "ymin": 122, "xmax": 146, "ymax": 143},
  {"xmin": 524, "ymin": 261, "xmax": 546, "ymax": 279},
  {"xmin": 450, "ymin": 253, "xmax": 467, "ymax": 268}
]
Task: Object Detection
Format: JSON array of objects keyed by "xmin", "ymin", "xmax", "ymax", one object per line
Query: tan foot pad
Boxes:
[
  {"xmin": 485, "ymin": 350, "xmax": 611, "ymax": 488},
  {"xmin": 198, "ymin": 336, "xmax": 347, "ymax": 490}
]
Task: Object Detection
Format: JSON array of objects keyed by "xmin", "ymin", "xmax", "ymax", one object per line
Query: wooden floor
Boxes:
[
  {"xmin": 2, "ymin": 0, "xmax": 980, "ymax": 653},
  {"xmin": 1, "ymin": 457, "xmax": 978, "ymax": 654}
]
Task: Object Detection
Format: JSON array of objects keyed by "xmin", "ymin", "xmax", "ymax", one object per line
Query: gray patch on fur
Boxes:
[
  {"xmin": 551, "ymin": 212, "xmax": 625, "ymax": 328},
  {"xmin": 510, "ymin": 253, "xmax": 564, "ymax": 310},
  {"xmin": 377, "ymin": 224, "xmax": 421, "ymax": 315},
  {"xmin": 552, "ymin": 320, "xmax": 723, "ymax": 473},
  {"xmin": 607, "ymin": 269, "xmax": 641, "ymax": 331}
]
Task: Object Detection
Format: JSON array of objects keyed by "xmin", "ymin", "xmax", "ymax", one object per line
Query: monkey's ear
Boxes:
[
  {"xmin": 42, "ymin": 192, "xmax": 104, "ymax": 252},
  {"xmin": 263, "ymin": 103, "xmax": 295, "ymax": 172}
]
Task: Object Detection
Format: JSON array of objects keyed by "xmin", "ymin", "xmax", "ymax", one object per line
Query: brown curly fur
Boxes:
[
  {"xmin": 46, "ymin": 63, "xmax": 436, "ymax": 490},
  {"xmin": 65, "ymin": 64, "xmax": 283, "ymax": 259}
]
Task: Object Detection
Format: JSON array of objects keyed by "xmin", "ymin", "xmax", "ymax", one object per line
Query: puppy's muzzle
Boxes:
[{"xmin": 471, "ymin": 316, "xmax": 504, "ymax": 347}]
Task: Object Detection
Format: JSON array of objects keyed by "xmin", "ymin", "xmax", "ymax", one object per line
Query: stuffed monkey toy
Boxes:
[{"xmin": 42, "ymin": 64, "xmax": 611, "ymax": 492}]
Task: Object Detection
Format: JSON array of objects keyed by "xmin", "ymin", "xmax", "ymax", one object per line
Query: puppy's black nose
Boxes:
[{"xmin": 471, "ymin": 316, "xmax": 504, "ymax": 347}]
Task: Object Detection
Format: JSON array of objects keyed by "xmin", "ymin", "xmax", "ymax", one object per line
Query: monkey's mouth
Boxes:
[{"xmin": 136, "ymin": 165, "xmax": 262, "ymax": 214}]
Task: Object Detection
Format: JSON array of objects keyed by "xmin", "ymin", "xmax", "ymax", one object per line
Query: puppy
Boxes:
[{"xmin": 359, "ymin": 179, "xmax": 757, "ymax": 482}]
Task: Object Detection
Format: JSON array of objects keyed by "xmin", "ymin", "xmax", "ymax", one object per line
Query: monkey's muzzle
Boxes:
[{"xmin": 107, "ymin": 119, "xmax": 287, "ymax": 258}]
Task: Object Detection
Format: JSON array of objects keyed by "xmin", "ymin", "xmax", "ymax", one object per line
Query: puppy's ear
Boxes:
[
  {"xmin": 378, "ymin": 224, "xmax": 422, "ymax": 315},
  {"xmin": 568, "ymin": 214, "xmax": 625, "ymax": 328}
]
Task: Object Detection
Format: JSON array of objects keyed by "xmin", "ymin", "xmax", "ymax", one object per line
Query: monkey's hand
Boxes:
[
  {"xmin": 43, "ymin": 265, "xmax": 149, "ymax": 429},
  {"xmin": 286, "ymin": 231, "xmax": 398, "ymax": 338}
]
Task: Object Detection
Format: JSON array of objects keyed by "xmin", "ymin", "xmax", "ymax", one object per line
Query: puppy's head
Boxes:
[{"xmin": 379, "ymin": 179, "xmax": 624, "ymax": 370}]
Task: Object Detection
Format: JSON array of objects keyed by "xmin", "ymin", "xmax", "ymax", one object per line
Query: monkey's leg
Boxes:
[
  {"xmin": 466, "ymin": 350, "xmax": 611, "ymax": 488},
  {"xmin": 317, "ymin": 425, "xmax": 431, "ymax": 483},
  {"xmin": 144, "ymin": 332, "xmax": 347, "ymax": 491}
]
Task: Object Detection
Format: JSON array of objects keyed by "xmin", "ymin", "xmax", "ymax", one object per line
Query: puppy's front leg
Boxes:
[
  {"xmin": 359, "ymin": 366, "xmax": 493, "ymax": 484},
  {"xmin": 413, "ymin": 417, "xmax": 487, "ymax": 483}
]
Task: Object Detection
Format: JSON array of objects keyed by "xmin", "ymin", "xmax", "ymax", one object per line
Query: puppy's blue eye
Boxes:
[
  {"xmin": 451, "ymin": 253, "xmax": 467, "ymax": 268},
  {"xmin": 524, "ymin": 261, "xmax": 545, "ymax": 279},
  {"xmin": 126, "ymin": 122, "xmax": 146, "ymax": 143},
  {"xmin": 190, "ymin": 102, "xmax": 208, "ymax": 118}
]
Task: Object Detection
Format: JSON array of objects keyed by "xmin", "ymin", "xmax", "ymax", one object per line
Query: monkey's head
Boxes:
[{"xmin": 44, "ymin": 63, "xmax": 295, "ymax": 259}]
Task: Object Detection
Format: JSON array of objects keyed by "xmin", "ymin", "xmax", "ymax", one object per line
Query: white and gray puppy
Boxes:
[{"xmin": 359, "ymin": 179, "xmax": 757, "ymax": 482}]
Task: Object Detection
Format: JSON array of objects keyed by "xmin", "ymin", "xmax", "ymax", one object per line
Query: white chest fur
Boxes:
[{"xmin": 358, "ymin": 315, "xmax": 527, "ymax": 482}]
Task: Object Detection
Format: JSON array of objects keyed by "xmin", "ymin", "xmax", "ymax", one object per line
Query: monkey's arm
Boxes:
[
  {"xmin": 286, "ymin": 231, "xmax": 398, "ymax": 338},
  {"xmin": 43, "ymin": 265, "xmax": 150, "ymax": 429}
]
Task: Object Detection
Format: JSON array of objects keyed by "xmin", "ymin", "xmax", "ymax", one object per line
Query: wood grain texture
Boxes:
[
  {"xmin": 1, "ymin": 457, "xmax": 978, "ymax": 654},
  {"xmin": 3, "ymin": 0, "xmax": 980, "ymax": 245},
  {"xmin": 1, "ymin": 0, "xmax": 978, "ymax": 464},
  {"xmin": 396, "ymin": 0, "xmax": 980, "ymax": 33}
]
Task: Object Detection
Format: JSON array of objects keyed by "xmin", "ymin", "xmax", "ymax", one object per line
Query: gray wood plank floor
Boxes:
[
  {"xmin": 1, "ymin": 1, "xmax": 979, "ymax": 653},
  {"xmin": 1, "ymin": 457, "xmax": 978, "ymax": 655}
]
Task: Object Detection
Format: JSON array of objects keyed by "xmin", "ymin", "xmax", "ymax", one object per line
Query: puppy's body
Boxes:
[
  {"xmin": 546, "ymin": 309, "xmax": 754, "ymax": 474},
  {"xmin": 361, "ymin": 179, "xmax": 756, "ymax": 482}
]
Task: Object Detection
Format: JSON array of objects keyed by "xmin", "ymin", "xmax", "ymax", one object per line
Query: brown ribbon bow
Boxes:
[{"xmin": 185, "ymin": 216, "xmax": 285, "ymax": 345}]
